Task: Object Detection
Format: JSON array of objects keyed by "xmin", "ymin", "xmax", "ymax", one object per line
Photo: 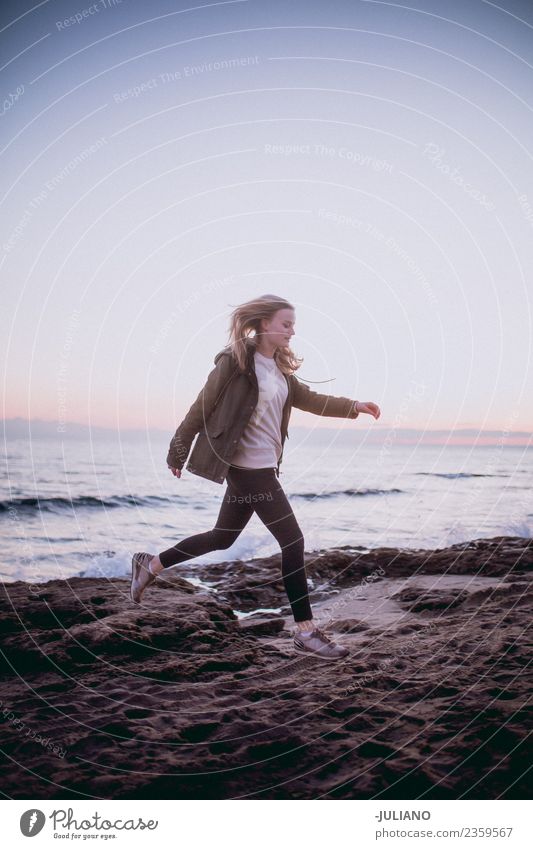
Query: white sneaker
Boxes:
[
  {"xmin": 293, "ymin": 626, "xmax": 349, "ymax": 661},
  {"xmin": 130, "ymin": 552, "xmax": 157, "ymax": 604}
]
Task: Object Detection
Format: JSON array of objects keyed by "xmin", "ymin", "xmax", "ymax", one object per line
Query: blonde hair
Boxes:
[{"xmin": 226, "ymin": 294, "xmax": 303, "ymax": 375}]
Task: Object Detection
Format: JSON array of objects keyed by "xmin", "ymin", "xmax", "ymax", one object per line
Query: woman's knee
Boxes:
[
  {"xmin": 210, "ymin": 528, "xmax": 240, "ymax": 550},
  {"xmin": 280, "ymin": 527, "xmax": 305, "ymax": 554},
  {"xmin": 294, "ymin": 534, "xmax": 305, "ymax": 554}
]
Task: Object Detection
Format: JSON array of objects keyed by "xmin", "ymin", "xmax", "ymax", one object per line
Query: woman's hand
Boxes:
[
  {"xmin": 357, "ymin": 401, "xmax": 381, "ymax": 420},
  {"xmin": 168, "ymin": 466, "xmax": 182, "ymax": 478}
]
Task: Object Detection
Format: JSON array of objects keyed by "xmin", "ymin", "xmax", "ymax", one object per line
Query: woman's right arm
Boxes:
[{"xmin": 166, "ymin": 355, "xmax": 235, "ymax": 472}]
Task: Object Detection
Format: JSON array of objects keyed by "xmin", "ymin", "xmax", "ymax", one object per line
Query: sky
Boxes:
[{"xmin": 2, "ymin": 0, "xmax": 532, "ymax": 445}]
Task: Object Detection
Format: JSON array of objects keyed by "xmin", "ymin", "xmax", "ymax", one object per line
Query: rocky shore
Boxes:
[{"xmin": 0, "ymin": 536, "xmax": 531, "ymax": 799}]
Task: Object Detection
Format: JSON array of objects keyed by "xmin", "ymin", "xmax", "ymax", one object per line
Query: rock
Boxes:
[
  {"xmin": 238, "ymin": 615, "xmax": 285, "ymax": 636},
  {"xmin": 391, "ymin": 587, "xmax": 469, "ymax": 613},
  {"xmin": 0, "ymin": 536, "xmax": 530, "ymax": 800},
  {"xmin": 323, "ymin": 618, "xmax": 370, "ymax": 633}
]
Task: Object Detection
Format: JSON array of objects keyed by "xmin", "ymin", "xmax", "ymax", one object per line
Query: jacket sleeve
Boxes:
[
  {"xmin": 166, "ymin": 356, "xmax": 235, "ymax": 469},
  {"xmin": 291, "ymin": 376, "xmax": 359, "ymax": 419}
]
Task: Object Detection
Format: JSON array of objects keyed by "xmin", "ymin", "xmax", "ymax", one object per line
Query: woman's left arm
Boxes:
[{"xmin": 292, "ymin": 376, "xmax": 381, "ymax": 420}]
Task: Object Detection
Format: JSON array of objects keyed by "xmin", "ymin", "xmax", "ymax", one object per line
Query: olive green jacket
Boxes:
[{"xmin": 166, "ymin": 338, "xmax": 359, "ymax": 484}]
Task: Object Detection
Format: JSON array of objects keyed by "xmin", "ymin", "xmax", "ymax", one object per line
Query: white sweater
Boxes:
[{"xmin": 230, "ymin": 351, "xmax": 289, "ymax": 469}]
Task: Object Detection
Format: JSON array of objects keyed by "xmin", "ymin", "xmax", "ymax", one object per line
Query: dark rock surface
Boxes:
[{"xmin": 0, "ymin": 536, "xmax": 531, "ymax": 799}]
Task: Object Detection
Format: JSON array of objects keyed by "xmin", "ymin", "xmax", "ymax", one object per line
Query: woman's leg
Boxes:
[
  {"xmin": 156, "ymin": 470, "xmax": 255, "ymax": 569},
  {"xmin": 228, "ymin": 467, "xmax": 313, "ymax": 624}
]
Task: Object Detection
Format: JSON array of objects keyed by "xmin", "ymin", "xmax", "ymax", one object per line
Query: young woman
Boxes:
[{"xmin": 131, "ymin": 294, "xmax": 380, "ymax": 661}]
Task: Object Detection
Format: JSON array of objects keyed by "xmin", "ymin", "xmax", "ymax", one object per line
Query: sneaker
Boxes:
[
  {"xmin": 293, "ymin": 626, "xmax": 349, "ymax": 661},
  {"xmin": 130, "ymin": 552, "xmax": 157, "ymax": 604}
]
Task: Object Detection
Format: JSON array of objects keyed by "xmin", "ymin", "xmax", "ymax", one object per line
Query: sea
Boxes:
[{"xmin": 1, "ymin": 432, "xmax": 531, "ymax": 585}]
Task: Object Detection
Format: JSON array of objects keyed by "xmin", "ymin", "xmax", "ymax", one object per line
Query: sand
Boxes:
[{"xmin": 0, "ymin": 535, "xmax": 530, "ymax": 799}]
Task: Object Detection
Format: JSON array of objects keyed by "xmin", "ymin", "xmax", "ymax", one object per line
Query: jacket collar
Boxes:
[
  {"xmin": 244, "ymin": 336, "xmax": 257, "ymax": 368},
  {"xmin": 227, "ymin": 338, "xmax": 291, "ymax": 392}
]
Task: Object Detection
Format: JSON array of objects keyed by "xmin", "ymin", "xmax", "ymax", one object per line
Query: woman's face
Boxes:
[{"xmin": 261, "ymin": 308, "xmax": 296, "ymax": 348}]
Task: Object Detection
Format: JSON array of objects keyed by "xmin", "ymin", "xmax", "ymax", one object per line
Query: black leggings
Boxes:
[{"xmin": 158, "ymin": 465, "xmax": 312, "ymax": 622}]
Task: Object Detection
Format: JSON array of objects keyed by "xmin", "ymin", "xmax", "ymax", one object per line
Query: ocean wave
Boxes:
[
  {"xmin": 292, "ymin": 487, "xmax": 403, "ymax": 500},
  {"xmin": 0, "ymin": 494, "xmax": 174, "ymax": 513},
  {"xmin": 414, "ymin": 472, "xmax": 508, "ymax": 479}
]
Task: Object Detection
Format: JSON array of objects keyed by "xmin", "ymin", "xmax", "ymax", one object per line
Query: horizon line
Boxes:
[{"xmin": 2, "ymin": 417, "xmax": 531, "ymax": 447}]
